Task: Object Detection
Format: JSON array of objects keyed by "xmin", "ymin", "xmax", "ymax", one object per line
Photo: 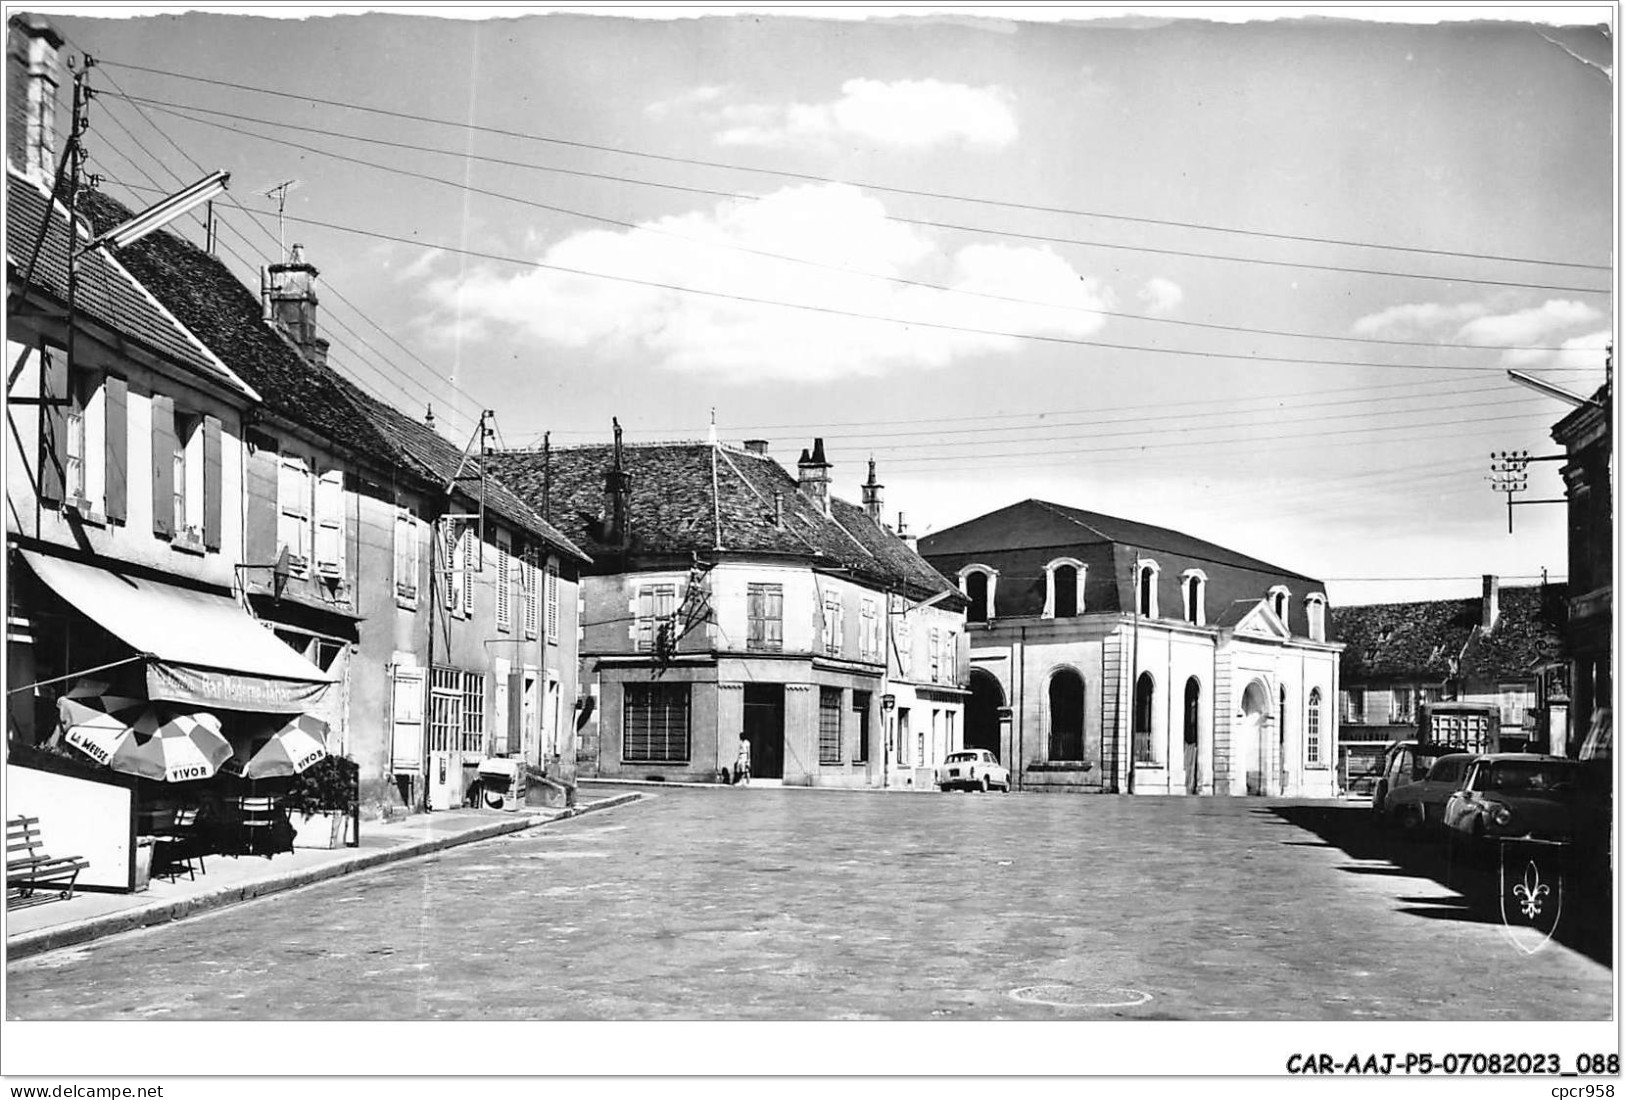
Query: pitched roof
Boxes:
[
  {"xmin": 1331, "ymin": 584, "xmax": 1566, "ymax": 682},
  {"xmin": 74, "ymin": 189, "xmax": 395, "ymax": 461},
  {"xmin": 6, "ymin": 172, "xmax": 240, "ymax": 390},
  {"xmin": 485, "ymin": 441, "xmax": 960, "ymax": 602},
  {"xmin": 920, "ymin": 498, "xmax": 1317, "ymax": 580},
  {"xmin": 338, "ymin": 380, "xmax": 588, "ymax": 563}
]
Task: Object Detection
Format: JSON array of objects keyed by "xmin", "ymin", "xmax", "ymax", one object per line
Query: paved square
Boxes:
[{"xmin": 6, "ymin": 789, "xmax": 1612, "ymax": 1020}]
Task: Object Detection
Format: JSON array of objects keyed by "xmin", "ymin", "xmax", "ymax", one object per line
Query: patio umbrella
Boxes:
[
  {"xmin": 57, "ymin": 691, "xmax": 148, "ymax": 768},
  {"xmin": 222, "ymin": 713, "xmax": 329, "ymax": 780},
  {"xmin": 112, "ymin": 708, "xmax": 232, "ymax": 783}
]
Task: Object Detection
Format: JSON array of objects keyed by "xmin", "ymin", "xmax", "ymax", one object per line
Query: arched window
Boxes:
[
  {"xmin": 1183, "ymin": 677, "xmax": 1200, "ymax": 746},
  {"xmin": 1305, "ymin": 594, "xmax": 1327, "ymax": 642},
  {"xmin": 959, "ymin": 565, "xmax": 997, "ymax": 624},
  {"xmin": 1053, "ymin": 564, "xmax": 1079, "ymax": 618},
  {"xmin": 1047, "ymin": 668, "xmax": 1085, "ymax": 761},
  {"xmin": 1306, "ymin": 688, "xmax": 1323, "ymax": 765},
  {"xmin": 1133, "ymin": 671, "xmax": 1156, "ymax": 763},
  {"xmin": 1269, "ymin": 585, "xmax": 1291, "ymax": 629},
  {"xmin": 1137, "ymin": 559, "xmax": 1160, "ymax": 619},
  {"xmin": 1180, "ymin": 569, "xmax": 1207, "ymax": 625}
]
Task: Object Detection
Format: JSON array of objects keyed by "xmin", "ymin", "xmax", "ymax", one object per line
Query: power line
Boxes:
[
  {"xmin": 123, "ymin": 92, "xmax": 1612, "ymax": 299},
  {"xmin": 197, "ymin": 205, "xmax": 1601, "ymax": 377},
  {"xmin": 97, "ymin": 59, "xmax": 1611, "ymax": 273}
]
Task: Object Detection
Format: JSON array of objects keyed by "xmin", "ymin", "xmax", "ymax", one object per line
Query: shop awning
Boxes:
[{"xmin": 21, "ymin": 550, "xmax": 334, "ymax": 713}]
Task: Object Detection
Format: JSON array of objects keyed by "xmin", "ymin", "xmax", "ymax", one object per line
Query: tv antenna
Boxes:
[{"xmin": 261, "ymin": 179, "xmax": 302, "ymax": 259}]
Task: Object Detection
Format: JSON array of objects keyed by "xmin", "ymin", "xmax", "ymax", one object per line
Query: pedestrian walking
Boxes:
[{"xmin": 734, "ymin": 736, "xmax": 751, "ymax": 786}]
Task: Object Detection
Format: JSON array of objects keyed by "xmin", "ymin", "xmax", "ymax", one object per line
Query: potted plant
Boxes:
[{"xmin": 283, "ymin": 756, "xmax": 359, "ymax": 849}]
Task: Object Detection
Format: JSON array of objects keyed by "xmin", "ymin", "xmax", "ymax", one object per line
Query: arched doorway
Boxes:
[
  {"xmin": 1239, "ymin": 679, "xmax": 1271, "ymax": 795},
  {"xmin": 1133, "ymin": 672, "xmax": 1156, "ymax": 765},
  {"xmin": 1048, "ymin": 668, "xmax": 1084, "ymax": 761},
  {"xmin": 1183, "ymin": 677, "xmax": 1201, "ymax": 794},
  {"xmin": 967, "ymin": 668, "xmax": 1004, "ymax": 759}
]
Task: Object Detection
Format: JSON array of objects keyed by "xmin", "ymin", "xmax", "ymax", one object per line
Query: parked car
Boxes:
[
  {"xmin": 938, "ymin": 749, "xmax": 1010, "ymax": 792},
  {"xmin": 1371, "ymin": 741, "xmax": 1458, "ymax": 822},
  {"xmin": 1441, "ymin": 753, "xmax": 1585, "ymax": 858},
  {"xmin": 1380, "ymin": 753, "xmax": 1478, "ymax": 836}
]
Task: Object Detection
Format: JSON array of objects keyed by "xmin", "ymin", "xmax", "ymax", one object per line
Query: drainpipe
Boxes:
[
  {"xmin": 1128, "ymin": 552, "xmax": 1140, "ymax": 796},
  {"xmin": 1016, "ymin": 624, "xmax": 1025, "ymax": 791}
]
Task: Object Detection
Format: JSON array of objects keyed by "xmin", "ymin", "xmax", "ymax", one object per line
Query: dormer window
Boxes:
[
  {"xmin": 1180, "ymin": 569, "xmax": 1207, "ymax": 625},
  {"xmin": 1136, "ymin": 559, "xmax": 1160, "ymax": 619},
  {"xmin": 1305, "ymin": 593, "xmax": 1327, "ymax": 642},
  {"xmin": 959, "ymin": 565, "xmax": 998, "ymax": 624},
  {"xmin": 1269, "ymin": 585, "xmax": 1291, "ymax": 629},
  {"xmin": 1043, "ymin": 558, "xmax": 1085, "ymax": 618}
]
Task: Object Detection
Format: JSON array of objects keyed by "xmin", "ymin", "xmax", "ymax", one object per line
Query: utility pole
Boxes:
[
  {"xmin": 1488, "ymin": 449, "xmax": 1566, "ymax": 534},
  {"xmin": 1128, "ymin": 552, "xmax": 1139, "ymax": 796}
]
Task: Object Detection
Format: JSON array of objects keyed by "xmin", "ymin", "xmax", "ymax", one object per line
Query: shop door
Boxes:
[{"xmin": 743, "ymin": 684, "xmax": 785, "ymax": 780}]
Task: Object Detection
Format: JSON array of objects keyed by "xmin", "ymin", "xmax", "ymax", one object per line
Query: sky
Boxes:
[{"xmin": 36, "ymin": 4, "xmax": 1615, "ymax": 606}]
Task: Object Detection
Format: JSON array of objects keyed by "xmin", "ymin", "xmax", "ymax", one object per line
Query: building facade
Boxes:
[
  {"xmin": 920, "ymin": 499, "xmax": 1342, "ymax": 796},
  {"xmin": 1550, "ymin": 381, "xmax": 1611, "ymax": 759},
  {"xmin": 487, "ymin": 436, "xmax": 969, "ymax": 788}
]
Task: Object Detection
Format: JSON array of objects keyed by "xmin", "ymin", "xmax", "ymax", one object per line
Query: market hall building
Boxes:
[{"xmin": 919, "ymin": 499, "xmax": 1343, "ymax": 796}]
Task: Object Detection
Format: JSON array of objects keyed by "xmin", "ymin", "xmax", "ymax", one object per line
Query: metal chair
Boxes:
[
  {"xmin": 152, "ymin": 807, "xmax": 206, "ymax": 881},
  {"xmin": 234, "ymin": 796, "xmax": 288, "ymax": 858}
]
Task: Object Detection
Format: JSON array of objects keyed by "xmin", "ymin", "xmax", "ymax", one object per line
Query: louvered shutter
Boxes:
[
  {"xmin": 394, "ymin": 508, "xmax": 420, "ymax": 602},
  {"xmin": 545, "ymin": 559, "xmax": 559, "ymax": 643},
  {"xmin": 103, "ymin": 376, "xmax": 128, "ymax": 522},
  {"xmin": 495, "ymin": 532, "xmax": 511, "ymax": 633},
  {"xmin": 637, "ymin": 587, "xmax": 654, "ymax": 651},
  {"xmin": 150, "ymin": 394, "xmax": 176, "ymax": 537},
  {"xmin": 313, "ymin": 469, "xmax": 344, "ymax": 575},
  {"xmin": 202, "ymin": 415, "xmax": 223, "ymax": 550},
  {"xmin": 441, "ymin": 523, "xmax": 458, "ymax": 611},
  {"xmin": 37, "ymin": 345, "xmax": 67, "ymax": 504}
]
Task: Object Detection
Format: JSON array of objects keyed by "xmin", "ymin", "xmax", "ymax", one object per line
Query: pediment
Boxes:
[{"xmin": 1231, "ymin": 599, "xmax": 1291, "ymax": 640}]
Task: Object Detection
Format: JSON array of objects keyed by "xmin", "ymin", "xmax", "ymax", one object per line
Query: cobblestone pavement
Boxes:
[{"xmin": 6, "ymin": 789, "xmax": 1612, "ymax": 1020}]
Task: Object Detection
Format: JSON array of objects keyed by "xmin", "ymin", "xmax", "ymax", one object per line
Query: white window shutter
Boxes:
[{"xmin": 315, "ymin": 468, "xmax": 344, "ymax": 577}]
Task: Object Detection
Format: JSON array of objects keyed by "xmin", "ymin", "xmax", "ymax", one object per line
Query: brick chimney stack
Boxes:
[
  {"xmin": 797, "ymin": 437, "xmax": 831, "ymax": 516},
  {"xmin": 602, "ymin": 418, "xmax": 633, "ymax": 550},
  {"xmin": 7, "ymin": 15, "xmax": 64, "ymax": 185},
  {"xmin": 1482, "ymin": 574, "xmax": 1500, "ymax": 634},
  {"xmin": 861, "ymin": 455, "xmax": 884, "ymax": 522},
  {"xmin": 262, "ymin": 244, "xmax": 330, "ymax": 367}
]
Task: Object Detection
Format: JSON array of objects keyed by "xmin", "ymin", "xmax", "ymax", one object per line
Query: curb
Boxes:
[
  {"xmin": 578, "ymin": 777, "xmax": 935, "ymax": 794},
  {"xmin": 6, "ymin": 793, "xmax": 643, "ymax": 962}
]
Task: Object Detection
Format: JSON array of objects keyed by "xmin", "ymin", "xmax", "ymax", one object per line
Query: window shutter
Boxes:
[
  {"xmin": 150, "ymin": 394, "xmax": 176, "ymax": 537},
  {"xmin": 766, "ymin": 588, "xmax": 783, "ymax": 649},
  {"xmin": 637, "ymin": 587, "xmax": 654, "ymax": 651},
  {"xmin": 103, "ymin": 376, "xmax": 128, "ymax": 523},
  {"xmin": 37, "ymin": 344, "xmax": 67, "ymax": 504},
  {"xmin": 394, "ymin": 508, "xmax": 419, "ymax": 601},
  {"xmin": 545, "ymin": 559, "xmax": 559, "ymax": 643},
  {"xmin": 461, "ymin": 527, "xmax": 474, "ymax": 616},
  {"xmin": 442, "ymin": 523, "xmax": 458, "ymax": 611},
  {"xmin": 314, "ymin": 468, "xmax": 344, "ymax": 575},
  {"xmin": 522, "ymin": 546, "xmax": 538, "ymax": 640},
  {"xmin": 202, "ymin": 415, "xmax": 223, "ymax": 550},
  {"xmin": 495, "ymin": 533, "xmax": 512, "ymax": 633}
]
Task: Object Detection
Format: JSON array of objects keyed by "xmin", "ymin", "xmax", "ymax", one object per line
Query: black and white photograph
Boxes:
[{"xmin": 1, "ymin": 1, "xmax": 1616, "ymax": 1087}]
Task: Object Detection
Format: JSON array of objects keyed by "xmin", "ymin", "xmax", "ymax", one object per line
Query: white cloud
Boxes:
[
  {"xmin": 395, "ymin": 247, "xmax": 445, "ymax": 283},
  {"xmin": 1349, "ymin": 300, "xmax": 1490, "ymax": 337},
  {"xmin": 644, "ymin": 85, "xmax": 730, "ymax": 120},
  {"xmin": 421, "ymin": 183, "xmax": 1110, "ymax": 381},
  {"xmin": 1137, "ymin": 277, "xmax": 1183, "ymax": 315},
  {"xmin": 710, "ymin": 79, "xmax": 1018, "ymax": 150},
  {"xmin": 1455, "ymin": 299, "xmax": 1602, "ymax": 346}
]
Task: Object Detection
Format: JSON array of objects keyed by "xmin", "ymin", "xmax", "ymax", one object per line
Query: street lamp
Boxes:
[{"xmin": 78, "ymin": 170, "xmax": 230, "ymax": 256}]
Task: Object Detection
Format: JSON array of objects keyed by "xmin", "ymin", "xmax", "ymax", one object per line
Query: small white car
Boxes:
[{"xmin": 937, "ymin": 749, "xmax": 1010, "ymax": 793}]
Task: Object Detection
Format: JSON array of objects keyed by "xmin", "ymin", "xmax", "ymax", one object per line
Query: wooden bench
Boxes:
[{"xmin": 7, "ymin": 815, "xmax": 90, "ymax": 908}]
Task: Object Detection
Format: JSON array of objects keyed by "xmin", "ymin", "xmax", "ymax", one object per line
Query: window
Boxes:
[
  {"xmin": 929, "ymin": 627, "xmax": 942, "ymax": 682},
  {"xmin": 964, "ymin": 570, "xmax": 989, "ymax": 623},
  {"xmin": 428, "ymin": 667, "xmax": 484, "ymax": 754},
  {"xmin": 747, "ymin": 583, "xmax": 783, "ymax": 652},
  {"xmin": 1342, "ymin": 689, "xmax": 1365, "ymax": 724},
  {"xmin": 1305, "ymin": 594, "xmax": 1327, "ymax": 642},
  {"xmin": 1183, "ymin": 678, "xmax": 1201, "ymax": 748},
  {"xmin": 819, "ymin": 687, "xmax": 843, "ymax": 764},
  {"xmin": 1134, "ymin": 672, "xmax": 1156, "ymax": 763},
  {"xmin": 1391, "ymin": 686, "xmax": 1416, "ymax": 724},
  {"xmin": 897, "ymin": 707, "xmax": 910, "ymax": 765},
  {"xmin": 822, "ymin": 591, "xmax": 843, "ymax": 655},
  {"xmin": 1137, "ymin": 559, "xmax": 1160, "ymax": 618},
  {"xmin": 521, "ymin": 545, "xmax": 538, "ymax": 640},
  {"xmin": 636, "ymin": 583, "xmax": 678, "ymax": 653},
  {"xmin": 945, "ymin": 711, "xmax": 956, "ymax": 757},
  {"xmin": 894, "ymin": 608, "xmax": 913, "ymax": 677},
  {"xmin": 63, "ymin": 371, "xmax": 89, "ymax": 502},
  {"xmin": 174, "ymin": 411, "xmax": 204, "ymax": 540},
  {"xmin": 1052, "ymin": 564, "xmax": 1078, "ymax": 618},
  {"xmin": 1181, "ymin": 570, "xmax": 1207, "ymax": 625},
  {"xmin": 313, "ymin": 468, "xmax": 344, "ymax": 579},
  {"xmin": 852, "ymin": 692, "xmax": 871, "ymax": 763},
  {"xmin": 495, "ymin": 529, "xmax": 512, "ymax": 633},
  {"xmin": 278, "ymin": 453, "xmax": 312, "ymax": 573},
  {"xmin": 624, "ymin": 681, "xmax": 690, "ymax": 762},
  {"xmin": 393, "ymin": 507, "xmax": 420, "ymax": 606},
  {"xmin": 860, "ymin": 598, "xmax": 880, "ymax": 660},
  {"xmin": 1307, "ymin": 689, "xmax": 1323, "ymax": 765},
  {"xmin": 1048, "ymin": 668, "xmax": 1084, "ymax": 761},
  {"xmin": 1269, "ymin": 586, "xmax": 1292, "ymax": 628},
  {"xmin": 1499, "ymin": 684, "xmax": 1529, "ymax": 728},
  {"xmin": 545, "ymin": 558, "xmax": 560, "ymax": 644},
  {"xmin": 943, "ymin": 631, "xmax": 958, "ymax": 685}
]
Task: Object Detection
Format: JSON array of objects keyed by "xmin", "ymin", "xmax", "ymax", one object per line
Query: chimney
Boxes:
[
  {"xmin": 262, "ymin": 243, "xmax": 330, "ymax": 367},
  {"xmin": 797, "ymin": 437, "xmax": 831, "ymax": 516},
  {"xmin": 896, "ymin": 510, "xmax": 916, "ymax": 552},
  {"xmin": 772, "ymin": 489, "xmax": 784, "ymax": 529},
  {"xmin": 743, "ymin": 439, "xmax": 769, "ymax": 456},
  {"xmin": 602, "ymin": 418, "xmax": 633, "ymax": 549},
  {"xmin": 1482, "ymin": 574, "xmax": 1500, "ymax": 634},
  {"xmin": 861, "ymin": 455, "xmax": 884, "ymax": 521},
  {"xmin": 8, "ymin": 15, "xmax": 64, "ymax": 184},
  {"xmin": 423, "ymin": 404, "xmax": 436, "ymax": 430}
]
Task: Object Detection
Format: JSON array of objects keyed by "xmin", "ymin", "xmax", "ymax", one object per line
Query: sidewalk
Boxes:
[{"xmin": 5, "ymin": 791, "xmax": 642, "ymax": 961}]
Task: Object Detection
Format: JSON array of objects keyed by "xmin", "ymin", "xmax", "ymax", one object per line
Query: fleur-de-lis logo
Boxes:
[{"xmin": 1513, "ymin": 860, "xmax": 1550, "ymax": 918}]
